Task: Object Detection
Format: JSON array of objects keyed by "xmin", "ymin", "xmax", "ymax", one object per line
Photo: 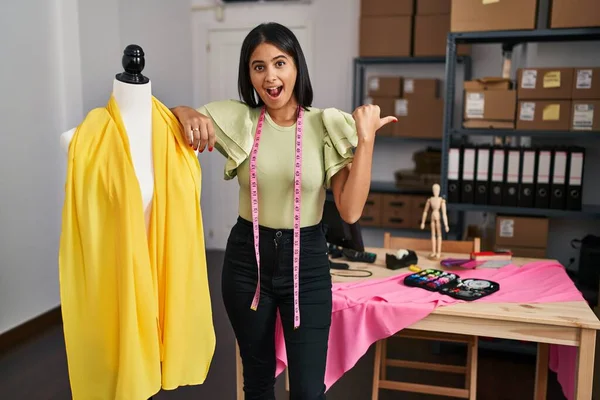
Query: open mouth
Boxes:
[{"xmin": 265, "ymin": 86, "xmax": 283, "ymax": 99}]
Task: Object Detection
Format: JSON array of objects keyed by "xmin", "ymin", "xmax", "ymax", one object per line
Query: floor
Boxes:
[{"xmin": 0, "ymin": 250, "xmax": 568, "ymax": 399}]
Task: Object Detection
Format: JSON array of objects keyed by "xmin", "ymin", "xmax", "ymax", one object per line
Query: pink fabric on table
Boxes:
[{"xmin": 273, "ymin": 261, "xmax": 585, "ymax": 400}]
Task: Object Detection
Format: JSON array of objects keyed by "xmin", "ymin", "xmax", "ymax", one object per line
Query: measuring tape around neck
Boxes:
[{"xmin": 249, "ymin": 106, "xmax": 304, "ymax": 329}]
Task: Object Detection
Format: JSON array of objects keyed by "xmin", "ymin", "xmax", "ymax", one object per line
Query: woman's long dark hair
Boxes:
[{"xmin": 238, "ymin": 22, "xmax": 313, "ymax": 109}]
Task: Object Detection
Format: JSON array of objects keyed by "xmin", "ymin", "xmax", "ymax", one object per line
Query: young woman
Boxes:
[{"xmin": 171, "ymin": 22, "xmax": 395, "ymax": 399}]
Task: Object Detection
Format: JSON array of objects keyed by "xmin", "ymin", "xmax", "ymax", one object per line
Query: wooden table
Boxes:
[{"xmin": 235, "ymin": 248, "xmax": 600, "ymax": 399}]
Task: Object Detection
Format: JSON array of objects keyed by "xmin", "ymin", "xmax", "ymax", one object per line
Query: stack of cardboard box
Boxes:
[
  {"xmin": 359, "ymin": 0, "xmax": 412, "ymax": 57},
  {"xmin": 571, "ymin": 68, "xmax": 600, "ymax": 132},
  {"xmin": 494, "ymin": 216, "xmax": 548, "ymax": 258},
  {"xmin": 359, "ymin": 0, "xmax": 470, "ymax": 57},
  {"xmin": 414, "ymin": 0, "xmax": 470, "ymax": 56},
  {"xmin": 364, "ymin": 76, "xmax": 403, "ymax": 136},
  {"xmin": 364, "ymin": 76, "xmax": 444, "ymax": 138},
  {"xmin": 450, "ymin": 0, "xmax": 599, "ymax": 32},
  {"xmin": 393, "ymin": 78, "xmax": 444, "ymax": 138},
  {"xmin": 462, "ymin": 78, "xmax": 517, "ymax": 129},
  {"xmin": 516, "ymin": 67, "xmax": 573, "ymax": 131},
  {"xmin": 516, "ymin": 67, "xmax": 600, "ymax": 131}
]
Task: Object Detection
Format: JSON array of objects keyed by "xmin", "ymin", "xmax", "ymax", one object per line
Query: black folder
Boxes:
[
  {"xmin": 550, "ymin": 147, "xmax": 568, "ymax": 210},
  {"xmin": 534, "ymin": 147, "xmax": 552, "ymax": 209},
  {"xmin": 503, "ymin": 148, "xmax": 520, "ymax": 207},
  {"xmin": 489, "ymin": 146, "xmax": 505, "ymax": 206},
  {"xmin": 518, "ymin": 148, "xmax": 536, "ymax": 208},
  {"xmin": 474, "ymin": 145, "xmax": 491, "ymax": 205},
  {"xmin": 566, "ymin": 146, "xmax": 585, "ymax": 211}
]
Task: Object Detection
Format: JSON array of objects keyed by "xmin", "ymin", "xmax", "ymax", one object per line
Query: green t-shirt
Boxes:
[{"xmin": 197, "ymin": 100, "xmax": 358, "ymax": 229}]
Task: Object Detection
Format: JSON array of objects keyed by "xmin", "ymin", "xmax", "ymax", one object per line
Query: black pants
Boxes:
[{"xmin": 222, "ymin": 216, "xmax": 332, "ymax": 400}]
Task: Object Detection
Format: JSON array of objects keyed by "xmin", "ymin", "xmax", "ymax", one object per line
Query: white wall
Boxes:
[
  {"xmin": 0, "ymin": 0, "xmax": 193, "ymax": 335},
  {"xmin": 0, "ymin": 0, "xmax": 69, "ymax": 335}
]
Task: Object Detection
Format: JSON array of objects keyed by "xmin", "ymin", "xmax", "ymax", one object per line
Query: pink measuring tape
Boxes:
[{"xmin": 249, "ymin": 106, "xmax": 304, "ymax": 329}]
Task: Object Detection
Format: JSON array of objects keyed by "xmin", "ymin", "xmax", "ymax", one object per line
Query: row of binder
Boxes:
[{"xmin": 447, "ymin": 145, "xmax": 585, "ymax": 211}]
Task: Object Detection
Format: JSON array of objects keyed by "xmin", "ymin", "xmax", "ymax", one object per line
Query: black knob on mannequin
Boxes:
[{"xmin": 115, "ymin": 44, "xmax": 149, "ymax": 84}]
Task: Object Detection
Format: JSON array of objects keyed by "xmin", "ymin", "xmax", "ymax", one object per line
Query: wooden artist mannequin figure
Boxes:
[{"xmin": 420, "ymin": 183, "xmax": 449, "ymax": 259}]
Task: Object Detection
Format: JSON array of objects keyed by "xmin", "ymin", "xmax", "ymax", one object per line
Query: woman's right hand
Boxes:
[{"xmin": 171, "ymin": 106, "xmax": 216, "ymax": 152}]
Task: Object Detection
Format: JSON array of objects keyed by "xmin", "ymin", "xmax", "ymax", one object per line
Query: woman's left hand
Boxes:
[{"xmin": 352, "ymin": 104, "xmax": 397, "ymax": 143}]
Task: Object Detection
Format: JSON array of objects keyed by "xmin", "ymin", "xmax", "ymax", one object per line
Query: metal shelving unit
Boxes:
[
  {"xmin": 352, "ymin": 55, "xmax": 473, "ymax": 113},
  {"xmin": 351, "ymin": 55, "xmax": 471, "ymax": 236},
  {"xmin": 451, "ymin": 128, "xmax": 600, "ymax": 139},
  {"xmin": 440, "ymin": 27, "xmax": 600, "ymax": 225},
  {"xmin": 448, "ymin": 203, "xmax": 600, "ymax": 219},
  {"xmin": 369, "ymin": 181, "xmax": 430, "ymax": 196}
]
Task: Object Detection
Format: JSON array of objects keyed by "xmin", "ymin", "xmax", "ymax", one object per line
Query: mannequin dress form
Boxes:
[
  {"xmin": 60, "ymin": 44, "xmax": 154, "ymax": 229},
  {"xmin": 59, "ymin": 45, "xmax": 158, "ymax": 400}
]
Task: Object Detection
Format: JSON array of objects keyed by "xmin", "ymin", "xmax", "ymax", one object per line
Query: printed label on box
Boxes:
[
  {"xmin": 573, "ymin": 104, "xmax": 595, "ymax": 131},
  {"xmin": 576, "ymin": 70, "xmax": 593, "ymax": 89},
  {"xmin": 466, "ymin": 92, "xmax": 484, "ymax": 119},
  {"xmin": 395, "ymin": 99, "xmax": 408, "ymax": 116},
  {"xmin": 369, "ymin": 78, "xmax": 379, "ymax": 91},
  {"xmin": 404, "ymin": 79, "xmax": 414, "ymax": 94},
  {"xmin": 521, "ymin": 70, "xmax": 537, "ymax": 89},
  {"xmin": 499, "ymin": 219, "xmax": 514, "ymax": 238},
  {"xmin": 519, "ymin": 102, "xmax": 535, "ymax": 121},
  {"xmin": 543, "ymin": 71, "xmax": 561, "ymax": 88}
]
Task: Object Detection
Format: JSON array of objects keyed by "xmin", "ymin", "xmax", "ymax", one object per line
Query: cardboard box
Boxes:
[
  {"xmin": 414, "ymin": 14, "xmax": 471, "ymax": 56},
  {"xmin": 516, "ymin": 100, "xmax": 572, "ymax": 131},
  {"xmin": 367, "ymin": 76, "xmax": 403, "ymax": 98},
  {"xmin": 495, "ymin": 216, "xmax": 549, "ymax": 249},
  {"xmin": 464, "ymin": 77, "xmax": 512, "ymax": 91},
  {"xmin": 361, "ymin": 0, "xmax": 414, "ymax": 16},
  {"xmin": 572, "ymin": 68, "xmax": 600, "ymax": 100},
  {"xmin": 365, "ymin": 96, "xmax": 395, "ymax": 136},
  {"xmin": 550, "ymin": 0, "xmax": 600, "ymax": 29},
  {"xmin": 359, "ymin": 16, "xmax": 412, "ymax": 57},
  {"xmin": 417, "ymin": 0, "xmax": 451, "ymax": 15},
  {"xmin": 403, "ymin": 78, "xmax": 439, "ymax": 99},
  {"xmin": 517, "ymin": 68, "xmax": 574, "ymax": 100},
  {"xmin": 464, "ymin": 90, "xmax": 517, "ymax": 129},
  {"xmin": 571, "ymin": 101, "xmax": 600, "ymax": 131},
  {"xmin": 451, "ymin": 0, "xmax": 538, "ymax": 32},
  {"xmin": 393, "ymin": 97, "xmax": 444, "ymax": 138},
  {"xmin": 463, "ymin": 81, "xmax": 516, "ymax": 129}
]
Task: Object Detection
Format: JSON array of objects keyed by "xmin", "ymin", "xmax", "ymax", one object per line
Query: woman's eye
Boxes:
[
  {"xmin": 276, "ymin": 61, "xmax": 285, "ymax": 67},
  {"xmin": 254, "ymin": 65, "xmax": 264, "ymax": 71}
]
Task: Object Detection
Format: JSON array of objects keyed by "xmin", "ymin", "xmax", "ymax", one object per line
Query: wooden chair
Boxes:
[{"xmin": 371, "ymin": 233, "xmax": 481, "ymax": 400}]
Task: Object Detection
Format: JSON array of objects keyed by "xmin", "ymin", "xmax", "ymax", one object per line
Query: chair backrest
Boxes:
[{"xmin": 383, "ymin": 232, "xmax": 481, "ymax": 254}]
